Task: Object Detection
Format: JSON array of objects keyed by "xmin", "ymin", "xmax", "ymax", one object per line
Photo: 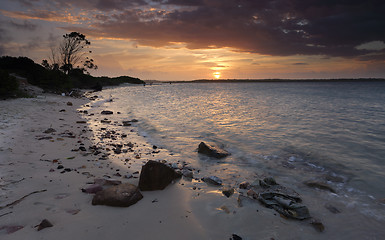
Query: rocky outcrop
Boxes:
[
  {"xmin": 257, "ymin": 177, "xmax": 311, "ymax": 220},
  {"xmin": 92, "ymin": 183, "xmax": 143, "ymax": 207},
  {"xmin": 138, "ymin": 160, "xmax": 182, "ymax": 191},
  {"xmin": 197, "ymin": 142, "xmax": 230, "ymax": 158}
]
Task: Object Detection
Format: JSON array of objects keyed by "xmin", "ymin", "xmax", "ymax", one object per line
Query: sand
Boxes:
[{"xmin": 2, "ymin": 92, "xmax": 383, "ymax": 240}]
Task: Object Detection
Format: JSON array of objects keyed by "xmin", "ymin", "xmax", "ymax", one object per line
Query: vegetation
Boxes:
[
  {"xmin": 42, "ymin": 32, "xmax": 97, "ymax": 74},
  {"xmin": 0, "ymin": 56, "xmax": 144, "ymax": 97},
  {"xmin": 0, "ymin": 70, "xmax": 18, "ymax": 98}
]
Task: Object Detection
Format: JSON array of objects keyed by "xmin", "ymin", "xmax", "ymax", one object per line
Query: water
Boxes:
[{"xmin": 90, "ymin": 81, "xmax": 385, "ymax": 237}]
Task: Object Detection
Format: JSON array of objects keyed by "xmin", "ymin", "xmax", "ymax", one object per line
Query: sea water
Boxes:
[{"xmin": 90, "ymin": 81, "xmax": 385, "ymax": 237}]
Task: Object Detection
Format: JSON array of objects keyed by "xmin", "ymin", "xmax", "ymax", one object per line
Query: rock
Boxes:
[
  {"xmin": 304, "ymin": 181, "xmax": 336, "ymax": 193},
  {"xmin": 247, "ymin": 189, "xmax": 258, "ymax": 199},
  {"xmin": 76, "ymin": 121, "xmax": 87, "ymax": 124},
  {"xmin": 79, "ymin": 146, "xmax": 87, "ymax": 151},
  {"xmin": 122, "ymin": 121, "xmax": 132, "ymax": 126},
  {"xmin": 257, "ymin": 179, "xmax": 311, "ymax": 220},
  {"xmin": 231, "ymin": 234, "xmax": 243, "ymax": 240},
  {"xmin": 324, "ymin": 203, "xmax": 341, "ymax": 213},
  {"xmin": 101, "ymin": 110, "xmax": 113, "ymax": 115},
  {"xmin": 202, "ymin": 176, "xmax": 222, "ymax": 186},
  {"xmin": 239, "ymin": 181, "xmax": 250, "ymax": 189},
  {"xmin": 182, "ymin": 169, "xmax": 193, "ymax": 179},
  {"xmin": 57, "ymin": 165, "xmax": 64, "ymax": 169},
  {"xmin": 36, "ymin": 219, "xmax": 53, "ymax": 231},
  {"xmin": 310, "ymin": 219, "xmax": 325, "ymax": 232},
  {"xmin": 259, "ymin": 177, "xmax": 277, "ymax": 188},
  {"xmin": 197, "ymin": 142, "xmax": 230, "ymax": 158},
  {"xmin": 43, "ymin": 128, "xmax": 56, "ymax": 134},
  {"xmin": 101, "ymin": 119, "xmax": 111, "ymax": 124},
  {"xmin": 59, "ymin": 109, "xmax": 66, "ymax": 112},
  {"xmin": 138, "ymin": 160, "xmax": 182, "ymax": 191},
  {"xmin": 222, "ymin": 187, "xmax": 235, "ymax": 198},
  {"xmin": 82, "ymin": 184, "xmax": 103, "ymax": 194},
  {"xmin": 131, "ymin": 119, "xmax": 139, "ymax": 122},
  {"xmin": 67, "ymin": 102, "xmax": 73, "ymax": 106},
  {"xmin": 92, "ymin": 183, "xmax": 143, "ymax": 207}
]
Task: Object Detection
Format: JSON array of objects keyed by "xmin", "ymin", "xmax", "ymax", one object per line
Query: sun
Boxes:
[{"xmin": 213, "ymin": 72, "xmax": 221, "ymax": 79}]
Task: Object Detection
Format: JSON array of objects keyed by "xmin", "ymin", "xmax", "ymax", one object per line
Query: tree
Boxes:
[{"xmin": 42, "ymin": 32, "xmax": 97, "ymax": 74}]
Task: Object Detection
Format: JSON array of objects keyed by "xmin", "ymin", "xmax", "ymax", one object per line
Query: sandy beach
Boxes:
[{"xmin": 1, "ymin": 91, "xmax": 384, "ymax": 240}]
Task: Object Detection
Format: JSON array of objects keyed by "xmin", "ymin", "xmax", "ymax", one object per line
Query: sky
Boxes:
[{"xmin": 0, "ymin": 0, "xmax": 384, "ymax": 80}]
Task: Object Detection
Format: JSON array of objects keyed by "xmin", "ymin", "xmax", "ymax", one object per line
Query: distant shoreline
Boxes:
[{"xmin": 145, "ymin": 78, "xmax": 385, "ymax": 84}]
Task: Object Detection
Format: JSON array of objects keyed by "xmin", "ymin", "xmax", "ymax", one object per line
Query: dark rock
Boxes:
[
  {"xmin": 92, "ymin": 183, "xmax": 143, "ymax": 207},
  {"xmin": 101, "ymin": 110, "xmax": 113, "ymax": 115},
  {"xmin": 82, "ymin": 184, "xmax": 103, "ymax": 194},
  {"xmin": 259, "ymin": 177, "xmax": 277, "ymax": 188},
  {"xmin": 304, "ymin": 181, "xmax": 336, "ymax": 193},
  {"xmin": 101, "ymin": 119, "xmax": 111, "ymax": 124},
  {"xmin": 79, "ymin": 146, "xmax": 87, "ymax": 151},
  {"xmin": 310, "ymin": 219, "xmax": 325, "ymax": 232},
  {"xmin": 231, "ymin": 234, "xmax": 243, "ymax": 240},
  {"xmin": 36, "ymin": 219, "xmax": 53, "ymax": 231},
  {"xmin": 202, "ymin": 176, "xmax": 223, "ymax": 186},
  {"xmin": 324, "ymin": 203, "xmax": 341, "ymax": 213},
  {"xmin": 131, "ymin": 119, "xmax": 138, "ymax": 122},
  {"xmin": 197, "ymin": 142, "xmax": 230, "ymax": 159},
  {"xmin": 76, "ymin": 121, "xmax": 87, "ymax": 124},
  {"xmin": 59, "ymin": 109, "xmax": 66, "ymax": 112},
  {"xmin": 67, "ymin": 102, "xmax": 73, "ymax": 106},
  {"xmin": 182, "ymin": 169, "xmax": 193, "ymax": 179},
  {"xmin": 138, "ymin": 160, "xmax": 182, "ymax": 191},
  {"xmin": 57, "ymin": 165, "xmax": 64, "ymax": 169},
  {"xmin": 239, "ymin": 181, "xmax": 250, "ymax": 189},
  {"xmin": 122, "ymin": 121, "xmax": 132, "ymax": 126},
  {"xmin": 257, "ymin": 179, "xmax": 311, "ymax": 220},
  {"xmin": 43, "ymin": 128, "xmax": 56, "ymax": 134},
  {"xmin": 222, "ymin": 187, "xmax": 235, "ymax": 198}
]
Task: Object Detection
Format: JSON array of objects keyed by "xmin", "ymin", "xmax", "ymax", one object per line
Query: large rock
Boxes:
[
  {"xmin": 92, "ymin": 183, "xmax": 143, "ymax": 207},
  {"xmin": 197, "ymin": 142, "xmax": 230, "ymax": 158},
  {"xmin": 138, "ymin": 160, "xmax": 182, "ymax": 191}
]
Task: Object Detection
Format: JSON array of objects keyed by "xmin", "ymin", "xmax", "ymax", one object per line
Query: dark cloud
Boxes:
[
  {"xmin": 10, "ymin": 0, "xmax": 385, "ymax": 60},
  {"xmin": 9, "ymin": 20, "xmax": 37, "ymax": 31}
]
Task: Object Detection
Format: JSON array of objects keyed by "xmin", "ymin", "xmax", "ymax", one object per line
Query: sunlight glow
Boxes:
[{"xmin": 213, "ymin": 72, "xmax": 221, "ymax": 79}]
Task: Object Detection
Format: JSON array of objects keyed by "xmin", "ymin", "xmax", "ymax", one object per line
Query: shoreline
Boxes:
[
  {"xmin": 0, "ymin": 92, "xmax": 210, "ymax": 239},
  {"xmin": 1, "ymin": 91, "xmax": 385, "ymax": 239}
]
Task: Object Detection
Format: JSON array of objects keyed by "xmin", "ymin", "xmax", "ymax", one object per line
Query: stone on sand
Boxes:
[{"xmin": 92, "ymin": 183, "xmax": 143, "ymax": 207}]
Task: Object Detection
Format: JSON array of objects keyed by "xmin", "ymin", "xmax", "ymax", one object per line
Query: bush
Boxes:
[{"xmin": 0, "ymin": 70, "xmax": 19, "ymax": 98}]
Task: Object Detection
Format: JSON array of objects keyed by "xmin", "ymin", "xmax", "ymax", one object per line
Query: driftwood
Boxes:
[{"xmin": 0, "ymin": 189, "xmax": 47, "ymax": 210}]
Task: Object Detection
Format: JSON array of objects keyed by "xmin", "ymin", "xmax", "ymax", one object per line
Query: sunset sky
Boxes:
[{"xmin": 0, "ymin": 0, "xmax": 384, "ymax": 80}]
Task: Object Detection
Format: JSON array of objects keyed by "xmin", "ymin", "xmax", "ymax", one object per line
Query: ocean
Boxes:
[{"xmin": 88, "ymin": 80, "xmax": 385, "ymax": 238}]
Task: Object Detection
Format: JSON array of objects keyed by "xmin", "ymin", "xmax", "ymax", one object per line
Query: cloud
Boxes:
[
  {"xmin": 9, "ymin": 20, "xmax": 37, "ymax": 31},
  {"xmin": 6, "ymin": 0, "xmax": 385, "ymax": 61}
]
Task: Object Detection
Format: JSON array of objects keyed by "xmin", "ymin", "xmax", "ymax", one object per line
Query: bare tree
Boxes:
[{"xmin": 42, "ymin": 32, "xmax": 97, "ymax": 74}]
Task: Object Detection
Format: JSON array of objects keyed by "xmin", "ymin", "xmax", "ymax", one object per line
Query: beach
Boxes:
[{"xmin": 1, "ymin": 88, "xmax": 384, "ymax": 240}]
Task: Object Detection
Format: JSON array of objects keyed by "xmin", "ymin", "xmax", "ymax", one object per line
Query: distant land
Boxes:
[{"xmin": 145, "ymin": 78, "xmax": 385, "ymax": 84}]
